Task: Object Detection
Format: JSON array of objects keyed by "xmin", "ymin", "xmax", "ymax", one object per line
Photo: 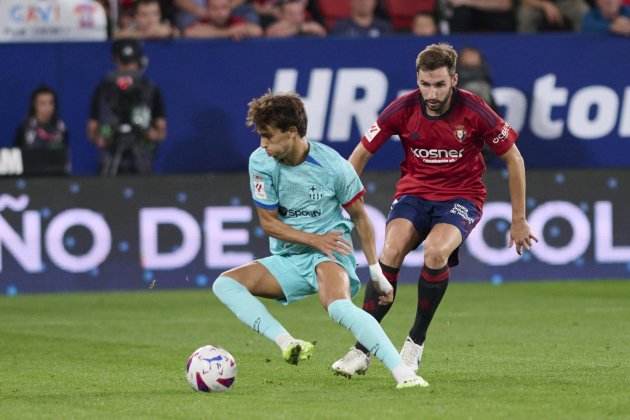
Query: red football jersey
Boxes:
[{"xmin": 361, "ymin": 88, "xmax": 517, "ymax": 210}]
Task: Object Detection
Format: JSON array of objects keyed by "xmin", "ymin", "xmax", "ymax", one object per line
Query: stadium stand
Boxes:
[
  {"xmin": 385, "ymin": 0, "xmax": 436, "ymax": 31},
  {"xmin": 317, "ymin": 0, "xmax": 352, "ymax": 30}
]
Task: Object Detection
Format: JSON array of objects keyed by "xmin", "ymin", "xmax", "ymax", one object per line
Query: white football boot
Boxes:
[
  {"xmin": 400, "ymin": 336, "xmax": 424, "ymax": 373},
  {"xmin": 331, "ymin": 347, "xmax": 371, "ymax": 378},
  {"xmin": 396, "ymin": 374, "xmax": 430, "ymax": 389}
]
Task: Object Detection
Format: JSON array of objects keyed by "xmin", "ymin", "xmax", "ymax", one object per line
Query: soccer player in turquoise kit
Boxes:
[
  {"xmin": 333, "ymin": 43, "xmax": 538, "ymax": 378},
  {"xmin": 212, "ymin": 91, "xmax": 427, "ymax": 389}
]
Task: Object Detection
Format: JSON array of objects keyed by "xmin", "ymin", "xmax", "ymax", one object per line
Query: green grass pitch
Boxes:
[{"xmin": 1, "ymin": 280, "xmax": 629, "ymax": 419}]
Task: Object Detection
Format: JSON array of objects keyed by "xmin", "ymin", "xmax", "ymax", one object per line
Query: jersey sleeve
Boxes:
[
  {"xmin": 477, "ymin": 99, "xmax": 518, "ymax": 156},
  {"xmin": 359, "ymin": 101, "xmax": 400, "ymax": 154},
  {"xmin": 248, "ymin": 150, "xmax": 278, "ymax": 210},
  {"xmin": 335, "ymin": 158, "xmax": 365, "ymax": 208}
]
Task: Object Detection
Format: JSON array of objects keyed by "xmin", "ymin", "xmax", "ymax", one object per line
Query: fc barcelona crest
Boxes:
[
  {"xmin": 454, "ymin": 125, "xmax": 467, "ymax": 142},
  {"xmin": 309, "ymin": 185, "xmax": 323, "ymax": 200}
]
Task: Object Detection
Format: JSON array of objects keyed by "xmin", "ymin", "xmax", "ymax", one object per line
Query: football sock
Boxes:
[
  {"xmin": 328, "ymin": 299, "xmax": 402, "ymax": 371},
  {"xmin": 212, "ymin": 276, "xmax": 289, "ymax": 347},
  {"xmin": 355, "ymin": 261, "xmax": 399, "ymax": 354},
  {"xmin": 409, "ymin": 265, "xmax": 449, "ymax": 345}
]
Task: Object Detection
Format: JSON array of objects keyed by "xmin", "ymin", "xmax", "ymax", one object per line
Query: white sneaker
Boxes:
[
  {"xmin": 400, "ymin": 336, "xmax": 424, "ymax": 372},
  {"xmin": 331, "ymin": 347, "xmax": 370, "ymax": 378},
  {"xmin": 396, "ymin": 374, "xmax": 430, "ymax": 389}
]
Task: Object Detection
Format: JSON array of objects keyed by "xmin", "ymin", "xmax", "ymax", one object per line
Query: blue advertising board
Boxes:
[
  {"xmin": 0, "ymin": 170, "xmax": 628, "ymax": 294},
  {"xmin": 0, "ymin": 35, "xmax": 629, "ymax": 174}
]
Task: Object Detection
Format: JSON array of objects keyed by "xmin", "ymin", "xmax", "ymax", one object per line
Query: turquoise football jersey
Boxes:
[{"xmin": 249, "ymin": 141, "xmax": 364, "ymax": 256}]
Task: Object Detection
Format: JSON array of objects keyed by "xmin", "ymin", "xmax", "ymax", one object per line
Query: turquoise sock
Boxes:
[
  {"xmin": 212, "ymin": 276, "xmax": 288, "ymax": 343},
  {"xmin": 328, "ymin": 299, "xmax": 402, "ymax": 370}
]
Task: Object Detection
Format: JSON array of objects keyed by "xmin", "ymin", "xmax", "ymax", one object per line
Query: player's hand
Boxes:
[
  {"xmin": 508, "ymin": 219, "xmax": 538, "ymax": 256},
  {"xmin": 369, "ymin": 264, "xmax": 394, "ymax": 305},
  {"xmin": 311, "ymin": 231, "xmax": 352, "ymax": 258}
]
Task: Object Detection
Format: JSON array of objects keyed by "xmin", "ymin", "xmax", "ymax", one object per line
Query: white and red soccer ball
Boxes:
[{"xmin": 186, "ymin": 345, "xmax": 237, "ymax": 393}]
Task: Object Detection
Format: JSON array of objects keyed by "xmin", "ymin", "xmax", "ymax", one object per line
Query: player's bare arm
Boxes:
[
  {"xmin": 348, "ymin": 143, "xmax": 374, "ymax": 176},
  {"xmin": 255, "ymin": 207, "xmax": 352, "ymax": 258},
  {"xmin": 344, "ymin": 197, "xmax": 394, "ymax": 304},
  {"xmin": 500, "ymin": 144, "xmax": 538, "ymax": 255}
]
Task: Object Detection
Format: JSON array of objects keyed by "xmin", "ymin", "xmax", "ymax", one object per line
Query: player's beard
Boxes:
[{"xmin": 425, "ymin": 89, "xmax": 453, "ymax": 116}]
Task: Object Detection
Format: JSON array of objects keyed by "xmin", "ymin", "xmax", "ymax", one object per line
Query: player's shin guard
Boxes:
[
  {"xmin": 328, "ymin": 299, "xmax": 402, "ymax": 371},
  {"xmin": 212, "ymin": 276, "xmax": 289, "ymax": 343},
  {"xmin": 409, "ymin": 265, "xmax": 449, "ymax": 345},
  {"xmin": 355, "ymin": 262, "xmax": 399, "ymax": 354}
]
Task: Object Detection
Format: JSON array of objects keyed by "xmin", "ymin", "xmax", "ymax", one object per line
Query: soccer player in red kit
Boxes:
[{"xmin": 332, "ymin": 43, "xmax": 538, "ymax": 381}]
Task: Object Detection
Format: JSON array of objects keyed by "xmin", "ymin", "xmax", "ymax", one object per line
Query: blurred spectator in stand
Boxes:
[
  {"xmin": 231, "ymin": 0, "xmax": 262, "ymax": 25},
  {"xmin": 331, "ymin": 0, "xmax": 392, "ymax": 37},
  {"xmin": 182, "ymin": 0, "xmax": 263, "ymax": 39},
  {"xmin": 582, "ymin": 0, "xmax": 630, "ymax": 35},
  {"xmin": 252, "ymin": 0, "xmax": 281, "ymax": 28},
  {"xmin": 457, "ymin": 47, "xmax": 500, "ymax": 164},
  {"xmin": 443, "ymin": 0, "xmax": 516, "ymax": 32},
  {"xmin": 87, "ymin": 39, "xmax": 166, "ymax": 175},
  {"xmin": 118, "ymin": 0, "xmax": 139, "ymax": 31},
  {"xmin": 266, "ymin": 0, "xmax": 326, "ymax": 37},
  {"xmin": 14, "ymin": 86, "xmax": 70, "ymax": 176},
  {"xmin": 518, "ymin": 0, "xmax": 589, "ymax": 32},
  {"xmin": 174, "ymin": 0, "xmax": 210, "ymax": 30},
  {"xmin": 411, "ymin": 12, "xmax": 439, "ymax": 35},
  {"xmin": 457, "ymin": 47, "xmax": 498, "ymax": 110},
  {"xmin": 115, "ymin": 0, "xmax": 179, "ymax": 39}
]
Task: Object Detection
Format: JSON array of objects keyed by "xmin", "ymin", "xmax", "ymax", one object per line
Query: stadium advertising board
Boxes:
[
  {"xmin": 1, "ymin": 170, "xmax": 628, "ymax": 294},
  {"xmin": 0, "ymin": 35, "xmax": 628, "ymax": 174},
  {"xmin": 0, "ymin": 0, "xmax": 107, "ymax": 42}
]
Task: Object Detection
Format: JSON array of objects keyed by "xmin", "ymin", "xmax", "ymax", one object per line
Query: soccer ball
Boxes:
[{"xmin": 186, "ymin": 345, "xmax": 237, "ymax": 393}]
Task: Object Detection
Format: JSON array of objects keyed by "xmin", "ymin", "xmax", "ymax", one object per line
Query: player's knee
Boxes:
[
  {"xmin": 423, "ymin": 244, "xmax": 449, "ymax": 269},
  {"xmin": 380, "ymin": 245, "xmax": 407, "ymax": 266},
  {"xmin": 212, "ymin": 275, "xmax": 242, "ymax": 298},
  {"xmin": 212, "ymin": 276, "xmax": 227, "ymax": 297}
]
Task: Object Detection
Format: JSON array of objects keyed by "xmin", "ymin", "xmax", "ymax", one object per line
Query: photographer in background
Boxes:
[
  {"xmin": 456, "ymin": 47, "xmax": 498, "ymax": 110},
  {"xmin": 456, "ymin": 47, "xmax": 500, "ymax": 165},
  {"xmin": 87, "ymin": 39, "xmax": 166, "ymax": 175}
]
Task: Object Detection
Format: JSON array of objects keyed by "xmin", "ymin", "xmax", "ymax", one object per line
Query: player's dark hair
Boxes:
[
  {"xmin": 416, "ymin": 43, "xmax": 458, "ymax": 75},
  {"xmin": 246, "ymin": 91, "xmax": 307, "ymax": 137}
]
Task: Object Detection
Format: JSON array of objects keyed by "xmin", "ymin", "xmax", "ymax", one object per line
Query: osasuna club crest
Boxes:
[{"xmin": 454, "ymin": 125, "xmax": 467, "ymax": 142}]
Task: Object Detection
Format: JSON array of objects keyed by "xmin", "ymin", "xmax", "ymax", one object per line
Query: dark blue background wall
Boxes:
[{"xmin": 1, "ymin": 35, "xmax": 629, "ymax": 174}]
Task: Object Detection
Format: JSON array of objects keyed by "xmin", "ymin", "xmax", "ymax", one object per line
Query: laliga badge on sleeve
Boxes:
[
  {"xmin": 364, "ymin": 122, "xmax": 381, "ymax": 142},
  {"xmin": 254, "ymin": 175, "xmax": 267, "ymax": 199}
]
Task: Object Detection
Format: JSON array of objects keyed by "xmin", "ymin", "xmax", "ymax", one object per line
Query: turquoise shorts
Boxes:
[{"xmin": 257, "ymin": 250, "xmax": 361, "ymax": 305}]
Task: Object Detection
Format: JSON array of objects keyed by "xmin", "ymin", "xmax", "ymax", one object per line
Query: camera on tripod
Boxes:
[{"xmin": 100, "ymin": 70, "xmax": 155, "ymax": 175}]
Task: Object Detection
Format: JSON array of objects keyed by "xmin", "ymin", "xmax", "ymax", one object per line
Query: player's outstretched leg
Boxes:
[
  {"xmin": 404, "ymin": 265, "xmax": 449, "ymax": 371},
  {"xmin": 332, "ymin": 262, "xmax": 399, "ymax": 377},
  {"xmin": 212, "ymin": 275, "xmax": 314, "ymax": 365},
  {"xmin": 328, "ymin": 298, "xmax": 428, "ymax": 389}
]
